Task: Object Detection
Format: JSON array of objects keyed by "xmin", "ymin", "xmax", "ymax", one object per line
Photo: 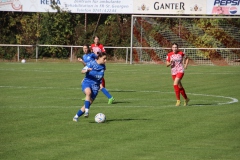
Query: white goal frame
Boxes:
[{"xmin": 130, "ymin": 15, "xmax": 240, "ymax": 65}]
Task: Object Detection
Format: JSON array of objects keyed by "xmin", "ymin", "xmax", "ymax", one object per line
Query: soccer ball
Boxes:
[
  {"xmin": 95, "ymin": 113, "xmax": 106, "ymax": 123},
  {"xmin": 21, "ymin": 59, "xmax": 26, "ymax": 63}
]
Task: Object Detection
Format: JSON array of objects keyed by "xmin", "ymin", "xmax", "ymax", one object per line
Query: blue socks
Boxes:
[
  {"xmin": 76, "ymin": 110, "xmax": 84, "ymax": 117},
  {"xmin": 101, "ymin": 88, "xmax": 112, "ymax": 99},
  {"xmin": 76, "ymin": 100, "xmax": 91, "ymax": 117},
  {"xmin": 84, "ymin": 100, "xmax": 90, "ymax": 113},
  {"xmin": 84, "ymin": 101, "xmax": 90, "ymax": 109}
]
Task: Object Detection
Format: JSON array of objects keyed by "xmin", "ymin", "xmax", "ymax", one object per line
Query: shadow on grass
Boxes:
[
  {"xmin": 89, "ymin": 118, "xmax": 150, "ymax": 123},
  {"xmin": 111, "ymin": 101, "xmax": 131, "ymax": 104},
  {"xmin": 106, "ymin": 118, "xmax": 150, "ymax": 122},
  {"xmin": 189, "ymin": 103, "xmax": 217, "ymax": 106},
  {"xmin": 110, "ymin": 90, "xmax": 136, "ymax": 92}
]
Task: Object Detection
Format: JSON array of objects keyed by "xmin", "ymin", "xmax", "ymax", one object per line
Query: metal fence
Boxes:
[
  {"xmin": 133, "ymin": 47, "xmax": 240, "ymax": 66},
  {"xmin": 1, "ymin": 44, "xmax": 240, "ymax": 65},
  {"xmin": 0, "ymin": 44, "xmax": 130, "ymax": 63}
]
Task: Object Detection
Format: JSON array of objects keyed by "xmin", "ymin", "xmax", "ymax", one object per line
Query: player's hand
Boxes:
[{"xmin": 77, "ymin": 58, "xmax": 83, "ymax": 62}]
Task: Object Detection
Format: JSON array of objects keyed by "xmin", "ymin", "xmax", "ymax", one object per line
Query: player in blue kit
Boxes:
[
  {"xmin": 78, "ymin": 44, "xmax": 98, "ymax": 101},
  {"xmin": 77, "ymin": 44, "xmax": 97, "ymax": 65},
  {"xmin": 79, "ymin": 45, "xmax": 114, "ymax": 104},
  {"xmin": 73, "ymin": 51, "xmax": 107, "ymax": 122},
  {"xmin": 92, "ymin": 47, "xmax": 114, "ymax": 104}
]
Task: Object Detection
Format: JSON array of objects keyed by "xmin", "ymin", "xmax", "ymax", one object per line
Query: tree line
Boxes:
[
  {"xmin": 0, "ymin": 9, "xmax": 131, "ymax": 60},
  {"xmin": 1, "ymin": 8, "xmax": 239, "ymax": 61}
]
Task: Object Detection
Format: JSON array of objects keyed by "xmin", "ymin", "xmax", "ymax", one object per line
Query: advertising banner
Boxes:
[
  {"xmin": 207, "ymin": 0, "xmax": 240, "ymax": 15},
  {"xmin": 0, "ymin": 0, "xmax": 133, "ymax": 13},
  {"xmin": 0, "ymin": 0, "xmax": 239, "ymax": 15},
  {"xmin": 133, "ymin": 0, "xmax": 207, "ymax": 15}
]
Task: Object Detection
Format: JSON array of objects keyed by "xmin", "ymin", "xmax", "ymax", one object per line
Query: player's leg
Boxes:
[
  {"xmin": 73, "ymin": 106, "xmax": 85, "ymax": 122},
  {"xmin": 83, "ymin": 87, "xmax": 92, "ymax": 117},
  {"xmin": 178, "ymin": 81, "xmax": 190, "ymax": 106},
  {"xmin": 100, "ymin": 79, "xmax": 114, "ymax": 104},
  {"xmin": 101, "ymin": 77, "xmax": 105, "ymax": 88},
  {"xmin": 178, "ymin": 81, "xmax": 187, "ymax": 99},
  {"xmin": 177, "ymin": 72, "xmax": 190, "ymax": 106},
  {"xmin": 84, "ymin": 83, "xmax": 101, "ymax": 118},
  {"xmin": 73, "ymin": 83, "xmax": 92, "ymax": 121},
  {"xmin": 81, "ymin": 79, "xmax": 86, "ymax": 101},
  {"xmin": 172, "ymin": 75, "xmax": 181, "ymax": 106}
]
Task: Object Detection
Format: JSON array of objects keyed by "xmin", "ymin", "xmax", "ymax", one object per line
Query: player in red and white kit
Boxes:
[
  {"xmin": 91, "ymin": 35, "xmax": 106, "ymax": 53},
  {"xmin": 166, "ymin": 43, "xmax": 190, "ymax": 106}
]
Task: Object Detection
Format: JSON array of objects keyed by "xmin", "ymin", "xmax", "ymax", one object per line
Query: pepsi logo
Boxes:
[{"xmin": 229, "ymin": 7, "xmax": 237, "ymax": 14}]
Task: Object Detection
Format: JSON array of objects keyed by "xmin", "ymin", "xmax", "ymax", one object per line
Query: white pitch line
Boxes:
[
  {"xmin": 187, "ymin": 93, "xmax": 238, "ymax": 105},
  {"xmin": 140, "ymin": 90, "xmax": 238, "ymax": 105},
  {"xmin": 0, "ymin": 68, "xmax": 78, "ymax": 73},
  {"xmin": 0, "ymin": 86, "xmax": 238, "ymax": 106},
  {"xmin": 0, "ymin": 85, "xmax": 80, "ymax": 90}
]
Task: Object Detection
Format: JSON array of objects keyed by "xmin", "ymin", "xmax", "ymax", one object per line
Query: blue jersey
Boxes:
[
  {"xmin": 82, "ymin": 60, "xmax": 105, "ymax": 85},
  {"xmin": 82, "ymin": 53, "xmax": 97, "ymax": 63}
]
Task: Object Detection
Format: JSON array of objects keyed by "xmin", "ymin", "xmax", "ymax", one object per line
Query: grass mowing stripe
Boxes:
[{"xmin": 1, "ymin": 85, "xmax": 238, "ymax": 105}]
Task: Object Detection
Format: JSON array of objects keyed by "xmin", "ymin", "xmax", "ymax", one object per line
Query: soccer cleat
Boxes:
[
  {"xmin": 84, "ymin": 112, "xmax": 89, "ymax": 118},
  {"xmin": 73, "ymin": 117, "xmax": 78, "ymax": 122},
  {"xmin": 108, "ymin": 97, "xmax": 115, "ymax": 104},
  {"xmin": 175, "ymin": 100, "xmax": 181, "ymax": 106},
  {"xmin": 184, "ymin": 98, "xmax": 190, "ymax": 106}
]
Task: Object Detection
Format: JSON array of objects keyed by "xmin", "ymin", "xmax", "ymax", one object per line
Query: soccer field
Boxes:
[{"xmin": 0, "ymin": 62, "xmax": 240, "ymax": 160}]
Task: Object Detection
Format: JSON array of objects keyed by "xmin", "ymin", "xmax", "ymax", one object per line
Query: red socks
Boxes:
[
  {"xmin": 174, "ymin": 85, "xmax": 188, "ymax": 100},
  {"xmin": 179, "ymin": 87, "xmax": 188, "ymax": 99},
  {"xmin": 173, "ymin": 85, "xmax": 180, "ymax": 100}
]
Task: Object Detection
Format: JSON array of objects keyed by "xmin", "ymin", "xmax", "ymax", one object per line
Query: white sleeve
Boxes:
[{"xmin": 82, "ymin": 66, "xmax": 89, "ymax": 71}]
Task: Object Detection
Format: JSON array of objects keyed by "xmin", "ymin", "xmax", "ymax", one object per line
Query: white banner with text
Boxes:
[{"xmin": 0, "ymin": 0, "xmax": 239, "ymax": 15}]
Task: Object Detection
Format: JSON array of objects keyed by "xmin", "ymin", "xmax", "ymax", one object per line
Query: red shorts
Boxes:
[
  {"xmin": 172, "ymin": 73, "xmax": 184, "ymax": 80},
  {"xmin": 101, "ymin": 77, "xmax": 105, "ymax": 88}
]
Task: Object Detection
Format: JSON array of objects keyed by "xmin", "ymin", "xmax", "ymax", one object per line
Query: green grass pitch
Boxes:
[{"xmin": 0, "ymin": 62, "xmax": 240, "ymax": 160}]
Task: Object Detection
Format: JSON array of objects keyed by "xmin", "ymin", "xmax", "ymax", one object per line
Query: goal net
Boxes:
[{"xmin": 130, "ymin": 15, "xmax": 240, "ymax": 66}]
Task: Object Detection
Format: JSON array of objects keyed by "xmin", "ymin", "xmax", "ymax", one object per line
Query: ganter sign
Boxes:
[{"xmin": 133, "ymin": 0, "xmax": 206, "ymax": 14}]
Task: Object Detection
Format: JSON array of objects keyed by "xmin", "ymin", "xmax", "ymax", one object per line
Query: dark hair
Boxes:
[
  {"xmin": 96, "ymin": 52, "xmax": 106, "ymax": 59},
  {"xmin": 172, "ymin": 43, "xmax": 179, "ymax": 48},
  {"xmin": 93, "ymin": 35, "xmax": 100, "ymax": 40},
  {"xmin": 83, "ymin": 44, "xmax": 91, "ymax": 53}
]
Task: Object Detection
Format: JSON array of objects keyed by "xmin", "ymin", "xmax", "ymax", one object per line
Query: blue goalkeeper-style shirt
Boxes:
[
  {"xmin": 82, "ymin": 53, "xmax": 97, "ymax": 63},
  {"xmin": 82, "ymin": 60, "xmax": 105, "ymax": 85}
]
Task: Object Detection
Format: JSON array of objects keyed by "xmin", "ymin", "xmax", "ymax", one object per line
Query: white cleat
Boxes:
[
  {"xmin": 73, "ymin": 117, "xmax": 78, "ymax": 122},
  {"xmin": 84, "ymin": 112, "xmax": 89, "ymax": 118}
]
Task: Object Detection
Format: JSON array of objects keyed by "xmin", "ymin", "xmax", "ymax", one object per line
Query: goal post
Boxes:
[{"xmin": 130, "ymin": 15, "xmax": 240, "ymax": 65}]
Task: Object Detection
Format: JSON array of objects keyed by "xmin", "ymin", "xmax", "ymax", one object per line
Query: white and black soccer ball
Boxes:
[
  {"xmin": 95, "ymin": 113, "xmax": 106, "ymax": 123},
  {"xmin": 21, "ymin": 59, "xmax": 26, "ymax": 63}
]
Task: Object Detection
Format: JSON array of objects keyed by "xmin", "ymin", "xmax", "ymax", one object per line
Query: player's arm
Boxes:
[
  {"xmin": 99, "ymin": 44, "xmax": 106, "ymax": 52},
  {"xmin": 184, "ymin": 56, "xmax": 189, "ymax": 69},
  {"xmin": 81, "ymin": 66, "xmax": 92, "ymax": 74},
  {"xmin": 78, "ymin": 58, "xmax": 86, "ymax": 66},
  {"xmin": 166, "ymin": 55, "xmax": 172, "ymax": 67},
  {"xmin": 166, "ymin": 60, "xmax": 172, "ymax": 67}
]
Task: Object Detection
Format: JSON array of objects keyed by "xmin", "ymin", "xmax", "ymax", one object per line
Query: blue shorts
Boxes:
[{"xmin": 81, "ymin": 82, "xmax": 100, "ymax": 100}]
